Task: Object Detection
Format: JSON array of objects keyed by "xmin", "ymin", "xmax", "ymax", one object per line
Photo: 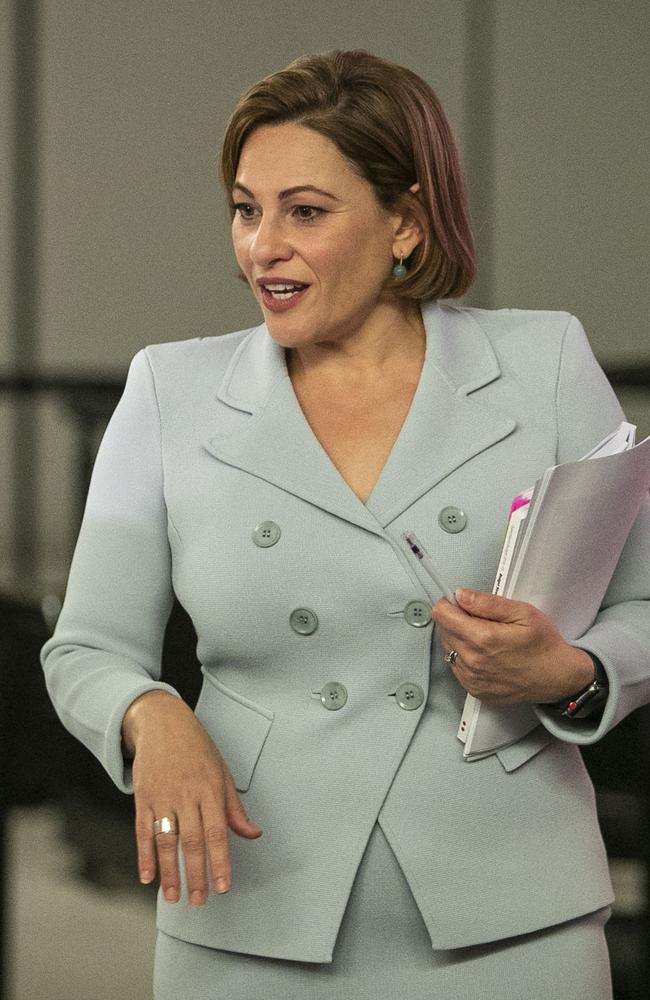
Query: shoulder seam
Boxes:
[
  {"xmin": 554, "ymin": 314, "xmax": 577, "ymax": 465},
  {"xmin": 142, "ymin": 347, "xmax": 183, "ymax": 544}
]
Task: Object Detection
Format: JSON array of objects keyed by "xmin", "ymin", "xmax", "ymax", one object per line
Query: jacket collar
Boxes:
[{"xmin": 203, "ymin": 299, "xmax": 516, "ymax": 534}]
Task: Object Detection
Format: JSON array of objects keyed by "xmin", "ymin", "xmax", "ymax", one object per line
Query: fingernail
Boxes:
[
  {"xmin": 140, "ymin": 873, "xmax": 154, "ymax": 884},
  {"xmin": 165, "ymin": 887, "xmax": 179, "ymax": 902},
  {"xmin": 216, "ymin": 878, "xmax": 230, "ymax": 894},
  {"xmin": 190, "ymin": 890, "xmax": 205, "ymax": 906},
  {"xmin": 456, "ymin": 587, "xmax": 471, "ymax": 603}
]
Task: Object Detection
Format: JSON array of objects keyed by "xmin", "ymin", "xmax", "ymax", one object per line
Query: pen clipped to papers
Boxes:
[{"xmin": 402, "ymin": 531, "xmax": 458, "ymax": 605}]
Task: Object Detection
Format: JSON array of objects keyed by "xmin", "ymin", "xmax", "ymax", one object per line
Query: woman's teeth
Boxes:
[{"xmin": 264, "ymin": 284, "xmax": 307, "ymax": 300}]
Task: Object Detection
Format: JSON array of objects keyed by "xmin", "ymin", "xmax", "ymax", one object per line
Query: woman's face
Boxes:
[{"xmin": 231, "ymin": 122, "xmax": 410, "ymax": 350}]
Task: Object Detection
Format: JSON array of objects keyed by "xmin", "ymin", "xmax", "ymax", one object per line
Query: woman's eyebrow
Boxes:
[{"xmin": 232, "ymin": 182, "xmax": 341, "ymax": 202}]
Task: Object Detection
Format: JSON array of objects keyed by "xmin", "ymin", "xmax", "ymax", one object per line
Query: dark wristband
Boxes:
[{"xmin": 555, "ymin": 655, "xmax": 609, "ymax": 719}]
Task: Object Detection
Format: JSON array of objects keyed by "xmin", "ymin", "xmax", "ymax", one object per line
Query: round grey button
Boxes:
[
  {"xmin": 252, "ymin": 521, "xmax": 281, "ymax": 547},
  {"xmin": 395, "ymin": 681, "xmax": 425, "ymax": 710},
  {"xmin": 404, "ymin": 600, "xmax": 432, "ymax": 627},
  {"xmin": 320, "ymin": 681, "xmax": 348, "ymax": 710},
  {"xmin": 290, "ymin": 607, "xmax": 319, "ymax": 635},
  {"xmin": 438, "ymin": 506, "xmax": 467, "ymax": 533}
]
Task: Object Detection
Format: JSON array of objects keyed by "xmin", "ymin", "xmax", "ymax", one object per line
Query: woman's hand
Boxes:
[
  {"xmin": 430, "ymin": 588, "xmax": 595, "ymax": 704},
  {"xmin": 122, "ymin": 690, "xmax": 264, "ymax": 905}
]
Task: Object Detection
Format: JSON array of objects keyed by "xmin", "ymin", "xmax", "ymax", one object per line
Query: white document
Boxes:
[{"xmin": 459, "ymin": 422, "xmax": 650, "ymax": 760}]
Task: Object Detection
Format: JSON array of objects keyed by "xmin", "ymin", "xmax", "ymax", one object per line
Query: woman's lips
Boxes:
[{"xmin": 261, "ymin": 285, "xmax": 310, "ymax": 313}]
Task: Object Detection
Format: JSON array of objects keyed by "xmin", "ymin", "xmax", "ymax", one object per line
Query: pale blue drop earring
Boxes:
[{"xmin": 392, "ymin": 252, "xmax": 408, "ymax": 278}]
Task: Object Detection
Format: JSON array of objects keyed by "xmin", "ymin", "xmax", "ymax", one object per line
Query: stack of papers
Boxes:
[{"xmin": 458, "ymin": 422, "xmax": 650, "ymax": 760}]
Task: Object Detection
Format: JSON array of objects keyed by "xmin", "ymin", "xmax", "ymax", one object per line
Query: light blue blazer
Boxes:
[{"xmin": 41, "ymin": 300, "xmax": 650, "ymax": 963}]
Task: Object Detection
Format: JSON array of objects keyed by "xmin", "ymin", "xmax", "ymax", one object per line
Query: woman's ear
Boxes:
[
  {"xmin": 392, "ymin": 190, "xmax": 424, "ymax": 255},
  {"xmin": 388, "ymin": 182, "xmax": 424, "ymax": 260}
]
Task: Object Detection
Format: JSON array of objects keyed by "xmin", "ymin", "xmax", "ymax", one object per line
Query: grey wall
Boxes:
[
  {"xmin": 1, "ymin": 0, "xmax": 15, "ymax": 594},
  {"xmin": 37, "ymin": 0, "xmax": 466, "ymax": 370},
  {"xmin": 1, "ymin": 0, "xmax": 648, "ymax": 595},
  {"xmin": 492, "ymin": 1, "xmax": 649, "ymax": 359},
  {"xmin": 0, "ymin": 0, "xmax": 10, "ymax": 371}
]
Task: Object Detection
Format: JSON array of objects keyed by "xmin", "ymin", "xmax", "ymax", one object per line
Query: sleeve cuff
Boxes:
[{"xmin": 533, "ymin": 645, "xmax": 615, "ymax": 745}]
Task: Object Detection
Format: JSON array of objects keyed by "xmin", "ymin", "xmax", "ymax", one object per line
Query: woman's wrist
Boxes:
[
  {"xmin": 563, "ymin": 647, "xmax": 597, "ymax": 697},
  {"xmin": 121, "ymin": 689, "xmax": 183, "ymax": 758},
  {"xmin": 537, "ymin": 645, "xmax": 594, "ymax": 704},
  {"xmin": 553, "ymin": 651, "xmax": 609, "ymax": 719}
]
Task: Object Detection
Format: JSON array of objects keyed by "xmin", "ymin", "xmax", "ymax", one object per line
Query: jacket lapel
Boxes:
[{"xmin": 202, "ymin": 300, "xmax": 516, "ymax": 533}]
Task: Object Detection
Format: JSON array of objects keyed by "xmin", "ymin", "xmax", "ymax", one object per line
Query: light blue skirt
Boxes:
[{"xmin": 154, "ymin": 821, "xmax": 612, "ymax": 1000}]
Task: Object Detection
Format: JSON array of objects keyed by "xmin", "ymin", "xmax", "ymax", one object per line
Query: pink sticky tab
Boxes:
[{"xmin": 508, "ymin": 494, "xmax": 530, "ymax": 520}]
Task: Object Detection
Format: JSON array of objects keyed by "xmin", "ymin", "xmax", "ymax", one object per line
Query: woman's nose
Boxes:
[{"xmin": 249, "ymin": 214, "xmax": 292, "ymax": 265}]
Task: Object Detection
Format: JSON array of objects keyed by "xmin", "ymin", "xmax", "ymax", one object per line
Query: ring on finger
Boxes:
[
  {"xmin": 153, "ymin": 815, "xmax": 178, "ymax": 836},
  {"xmin": 444, "ymin": 648, "xmax": 459, "ymax": 665}
]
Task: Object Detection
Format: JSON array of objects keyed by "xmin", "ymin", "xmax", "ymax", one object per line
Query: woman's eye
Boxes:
[
  {"xmin": 292, "ymin": 205, "xmax": 323, "ymax": 223},
  {"xmin": 233, "ymin": 201, "xmax": 253, "ymax": 219},
  {"xmin": 232, "ymin": 202, "xmax": 255, "ymax": 219},
  {"xmin": 232, "ymin": 202, "xmax": 324, "ymax": 224}
]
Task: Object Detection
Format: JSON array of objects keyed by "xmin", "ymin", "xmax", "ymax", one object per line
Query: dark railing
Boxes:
[
  {"xmin": 1, "ymin": 365, "xmax": 649, "ymax": 1000},
  {"xmin": 0, "ymin": 373, "xmax": 125, "ymax": 547}
]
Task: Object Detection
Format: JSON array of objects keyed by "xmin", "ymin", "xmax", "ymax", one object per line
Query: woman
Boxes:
[{"xmin": 41, "ymin": 49, "xmax": 650, "ymax": 999}]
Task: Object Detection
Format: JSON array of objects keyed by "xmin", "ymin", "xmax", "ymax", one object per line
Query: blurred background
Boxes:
[{"xmin": 1, "ymin": 1, "xmax": 649, "ymax": 998}]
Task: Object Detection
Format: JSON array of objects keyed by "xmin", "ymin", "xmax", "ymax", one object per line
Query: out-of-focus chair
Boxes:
[{"xmin": 582, "ymin": 706, "xmax": 650, "ymax": 1000}]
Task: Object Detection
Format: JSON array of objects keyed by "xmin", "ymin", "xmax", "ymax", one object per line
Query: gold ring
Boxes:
[{"xmin": 153, "ymin": 816, "xmax": 178, "ymax": 836}]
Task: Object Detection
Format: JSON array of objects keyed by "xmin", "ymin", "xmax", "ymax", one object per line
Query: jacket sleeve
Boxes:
[
  {"xmin": 533, "ymin": 314, "xmax": 650, "ymax": 743},
  {"xmin": 40, "ymin": 348, "xmax": 183, "ymax": 793}
]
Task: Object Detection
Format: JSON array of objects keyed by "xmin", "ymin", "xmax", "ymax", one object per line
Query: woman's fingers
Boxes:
[
  {"xmin": 188, "ymin": 774, "xmax": 265, "ymax": 897},
  {"xmin": 177, "ymin": 805, "xmax": 211, "ymax": 905},
  {"xmin": 137, "ymin": 792, "xmax": 238, "ymax": 904},
  {"xmin": 153, "ymin": 810, "xmax": 182, "ymax": 902},
  {"xmin": 135, "ymin": 802, "xmax": 157, "ymax": 885},
  {"xmin": 133, "ymin": 795, "xmax": 262, "ymax": 907},
  {"xmin": 201, "ymin": 799, "xmax": 233, "ymax": 894},
  {"xmin": 147, "ymin": 800, "xmax": 231, "ymax": 904},
  {"xmin": 222, "ymin": 765, "xmax": 264, "ymax": 838}
]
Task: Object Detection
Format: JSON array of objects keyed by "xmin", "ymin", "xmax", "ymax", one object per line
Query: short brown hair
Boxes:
[{"xmin": 219, "ymin": 49, "xmax": 475, "ymax": 301}]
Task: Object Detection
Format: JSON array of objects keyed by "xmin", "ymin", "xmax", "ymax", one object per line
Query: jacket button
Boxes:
[
  {"xmin": 438, "ymin": 506, "xmax": 467, "ymax": 533},
  {"xmin": 319, "ymin": 681, "xmax": 348, "ymax": 710},
  {"xmin": 395, "ymin": 682, "xmax": 425, "ymax": 710},
  {"xmin": 252, "ymin": 521, "xmax": 281, "ymax": 547},
  {"xmin": 290, "ymin": 607, "xmax": 319, "ymax": 635},
  {"xmin": 404, "ymin": 600, "xmax": 432, "ymax": 627}
]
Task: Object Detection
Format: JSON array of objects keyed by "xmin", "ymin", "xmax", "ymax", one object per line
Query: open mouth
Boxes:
[
  {"xmin": 260, "ymin": 283, "xmax": 311, "ymax": 311},
  {"xmin": 262, "ymin": 283, "xmax": 309, "ymax": 300}
]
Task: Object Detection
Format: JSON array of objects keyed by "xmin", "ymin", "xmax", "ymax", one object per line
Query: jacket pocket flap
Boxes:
[
  {"xmin": 194, "ymin": 673, "xmax": 274, "ymax": 791},
  {"xmin": 495, "ymin": 724, "xmax": 555, "ymax": 772}
]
